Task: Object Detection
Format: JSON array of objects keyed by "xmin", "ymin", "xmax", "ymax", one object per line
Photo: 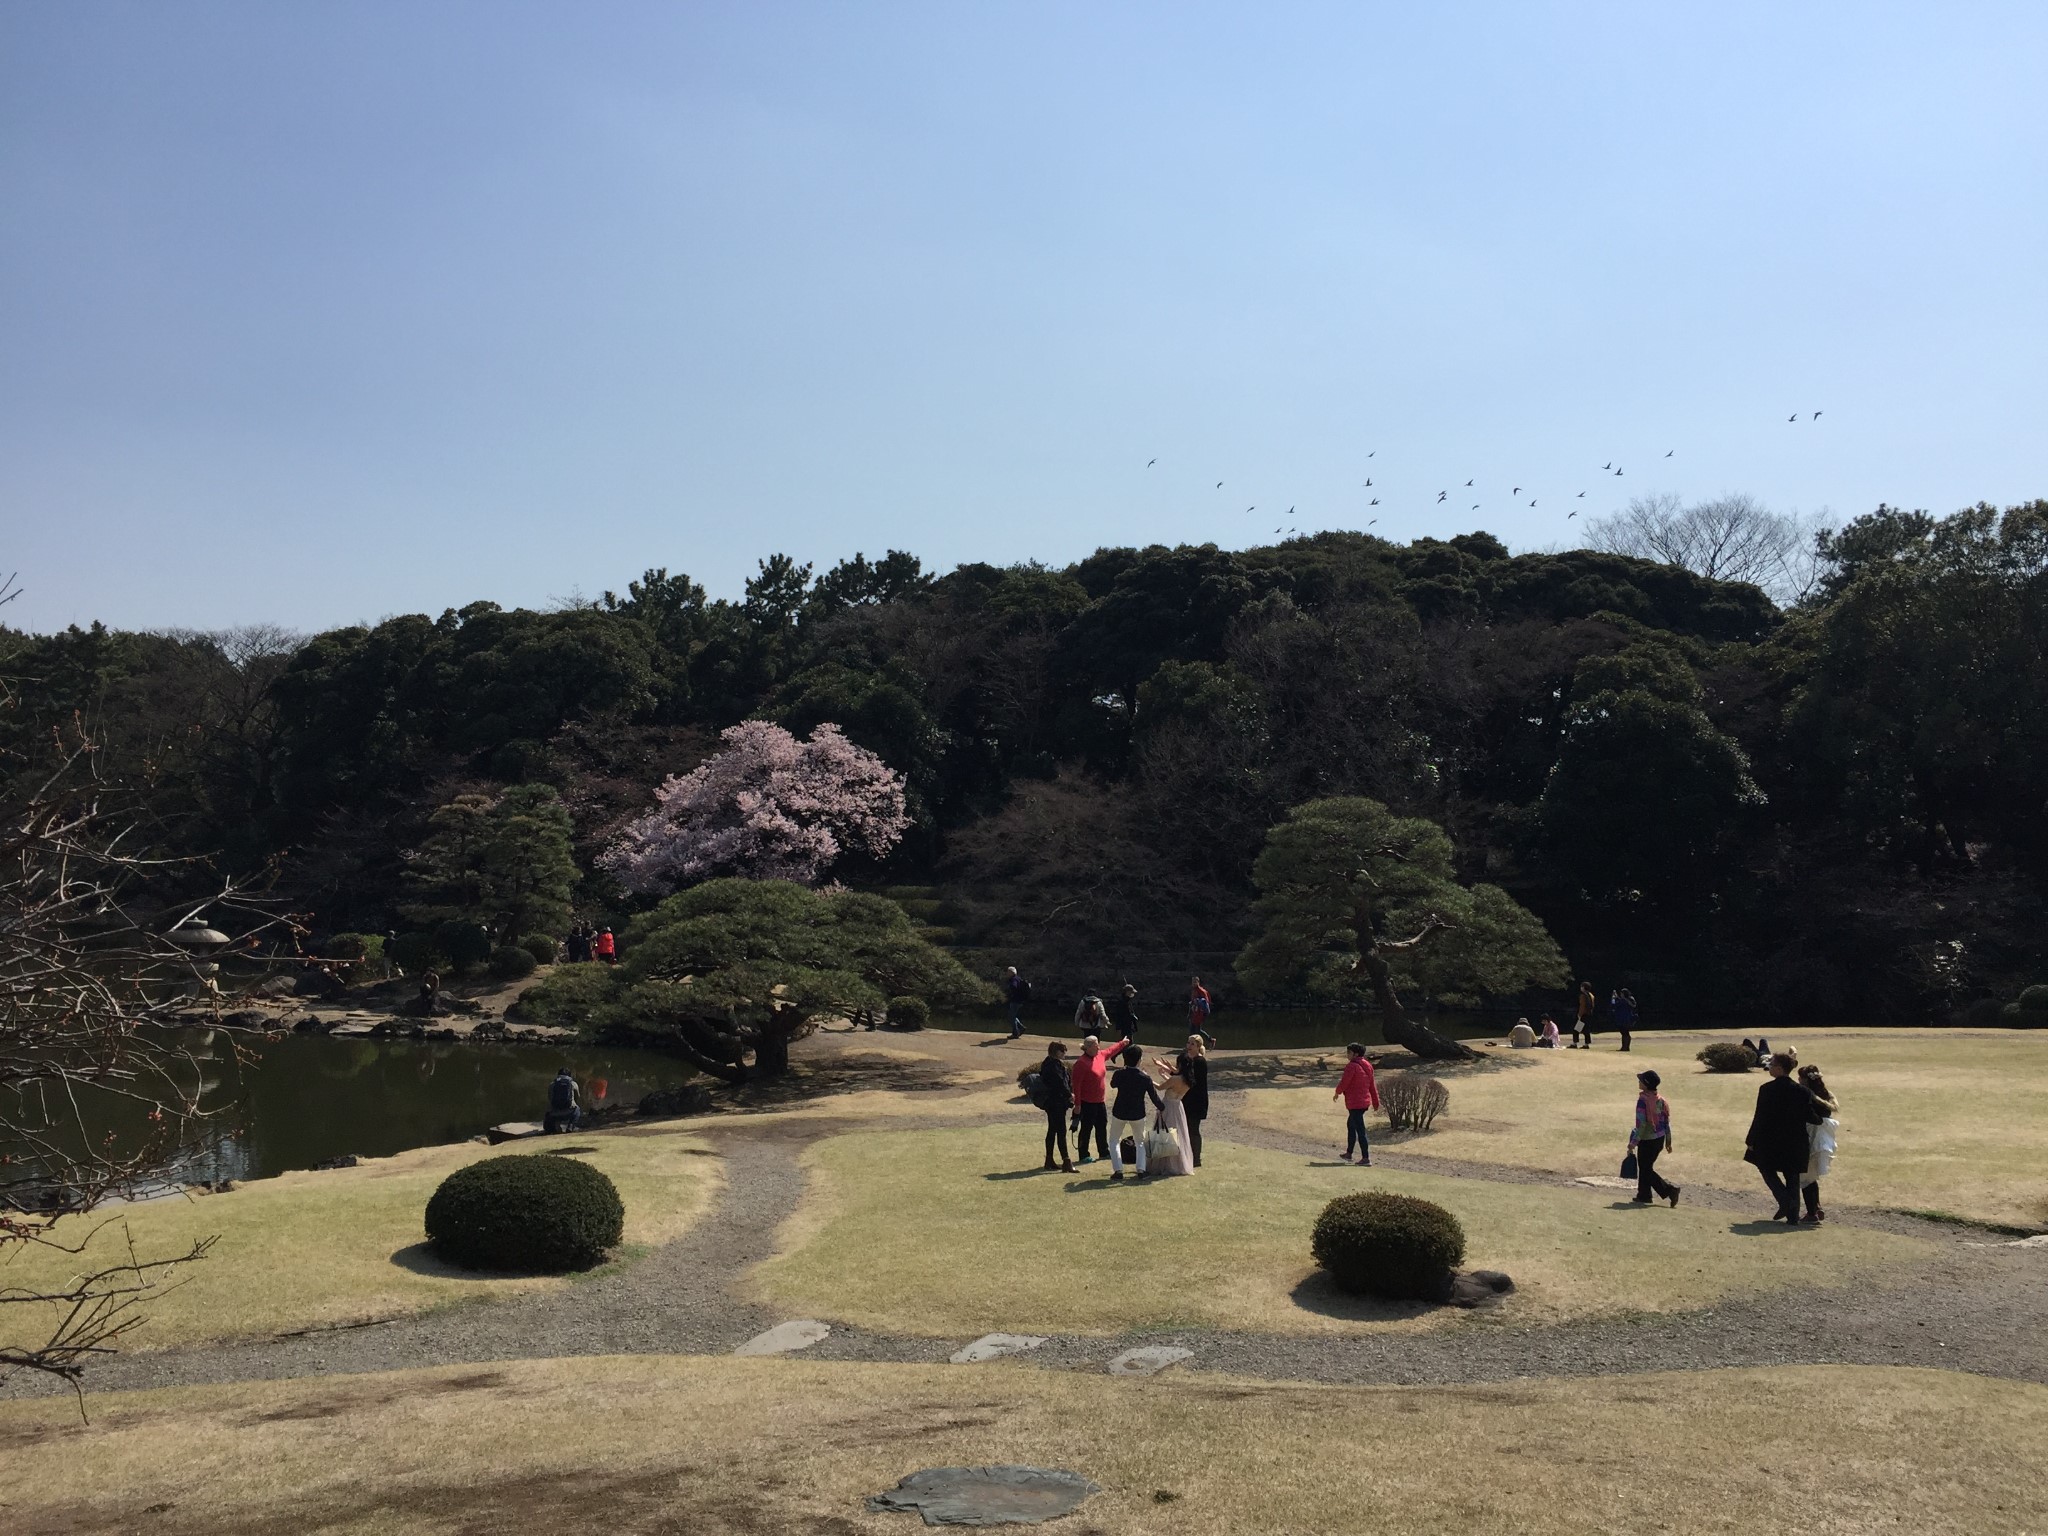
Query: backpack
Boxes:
[
  {"xmin": 1024, "ymin": 1071, "xmax": 1046, "ymax": 1107},
  {"xmin": 548, "ymin": 1076, "xmax": 576, "ymax": 1112},
  {"xmin": 1019, "ymin": 978, "xmax": 1033, "ymax": 1002}
]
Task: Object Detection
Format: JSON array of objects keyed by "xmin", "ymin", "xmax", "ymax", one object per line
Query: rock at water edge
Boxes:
[{"xmin": 867, "ymin": 1465, "xmax": 1099, "ymax": 1526}]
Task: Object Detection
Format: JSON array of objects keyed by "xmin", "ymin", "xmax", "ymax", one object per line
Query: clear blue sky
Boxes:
[{"xmin": 4, "ymin": 2, "xmax": 2043, "ymax": 634}]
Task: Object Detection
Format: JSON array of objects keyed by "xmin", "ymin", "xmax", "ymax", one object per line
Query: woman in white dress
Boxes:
[{"xmin": 1147, "ymin": 1057, "xmax": 1195, "ymax": 1176}]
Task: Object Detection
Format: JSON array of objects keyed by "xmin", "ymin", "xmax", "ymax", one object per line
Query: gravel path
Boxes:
[{"xmin": 7, "ymin": 1098, "xmax": 2044, "ymax": 1403}]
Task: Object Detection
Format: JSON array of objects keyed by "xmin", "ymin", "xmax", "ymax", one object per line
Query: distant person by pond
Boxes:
[
  {"xmin": 1627, "ymin": 1068, "xmax": 1681, "ymax": 1206},
  {"xmin": 1798, "ymin": 1064, "xmax": 1839, "ymax": 1223},
  {"xmin": 1334, "ymin": 1043, "xmax": 1380, "ymax": 1165},
  {"xmin": 545, "ymin": 1068, "xmax": 581, "ymax": 1133},
  {"xmin": 1005, "ymin": 966, "xmax": 1031, "ymax": 1039},
  {"xmin": 594, "ymin": 927, "xmax": 617, "ymax": 964},
  {"xmin": 1073, "ymin": 994, "xmax": 1111, "ymax": 1038},
  {"xmin": 1610, "ymin": 987, "xmax": 1638, "ymax": 1052},
  {"xmin": 1744, "ymin": 1052, "xmax": 1823, "ymax": 1222},
  {"xmin": 1108, "ymin": 984, "xmax": 1141, "ymax": 1045},
  {"xmin": 1187, "ymin": 976, "xmax": 1218, "ymax": 1046}
]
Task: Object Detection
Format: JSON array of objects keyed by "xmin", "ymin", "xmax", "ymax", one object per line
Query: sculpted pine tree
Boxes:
[
  {"xmin": 403, "ymin": 784, "xmax": 578, "ymax": 939},
  {"xmin": 552, "ymin": 879, "xmax": 989, "ymax": 1079},
  {"xmin": 600, "ymin": 721, "xmax": 909, "ymax": 893},
  {"xmin": 1234, "ymin": 798, "xmax": 1567, "ymax": 1061}
]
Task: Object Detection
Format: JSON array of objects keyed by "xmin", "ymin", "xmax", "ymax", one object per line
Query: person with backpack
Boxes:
[
  {"xmin": 1005, "ymin": 966, "xmax": 1031, "ymax": 1039},
  {"xmin": 1074, "ymin": 994, "xmax": 1110, "ymax": 1038},
  {"xmin": 544, "ymin": 1067, "xmax": 581, "ymax": 1133},
  {"xmin": 1029, "ymin": 1041, "xmax": 1074, "ymax": 1171}
]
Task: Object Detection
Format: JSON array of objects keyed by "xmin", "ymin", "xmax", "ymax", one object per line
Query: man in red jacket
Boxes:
[
  {"xmin": 1333, "ymin": 1042, "xmax": 1381, "ymax": 1165},
  {"xmin": 1069, "ymin": 1035, "xmax": 1114, "ymax": 1164}
]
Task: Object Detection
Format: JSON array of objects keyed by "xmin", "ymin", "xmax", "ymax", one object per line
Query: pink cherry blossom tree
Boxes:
[{"xmin": 600, "ymin": 721, "xmax": 910, "ymax": 893}]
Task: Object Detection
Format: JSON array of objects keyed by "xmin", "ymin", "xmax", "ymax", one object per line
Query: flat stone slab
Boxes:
[
  {"xmin": 1968, "ymin": 1233, "xmax": 2048, "ymax": 1249},
  {"xmin": 867, "ymin": 1465, "xmax": 1099, "ymax": 1526},
  {"xmin": 949, "ymin": 1333, "xmax": 1049, "ymax": 1364},
  {"xmin": 486, "ymin": 1122, "xmax": 545, "ymax": 1144},
  {"xmin": 1575, "ymin": 1175, "xmax": 1637, "ymax": 1190},
  {"xmin": 1106, "ymin": 1345, "xmax": 1192, "ymax": 1376},
  {"xmin": 733, "ymin": 1320, "xmax": 831, "ymax": 1356}
]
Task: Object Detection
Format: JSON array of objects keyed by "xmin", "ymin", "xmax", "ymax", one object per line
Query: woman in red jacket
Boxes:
[{"xmin": 1333, "ymin": 1042, "xmax": 1381, "ymax": 1165}]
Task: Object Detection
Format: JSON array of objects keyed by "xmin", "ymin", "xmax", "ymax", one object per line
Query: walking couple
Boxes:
[{"xmin": 1031, "ymin": 1034, "xmax": 1209, "ymax": 1179}]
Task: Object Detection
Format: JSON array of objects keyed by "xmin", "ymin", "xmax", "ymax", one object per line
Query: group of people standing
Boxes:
[
  {"xmin": 1028, "ymin": 1031, "xmax": 1210, "ymax": 1179},
  {"xmin": 563, "ymin": 925, "xmax": 617, "ymax": 964},
  {"xmin": 1510, "ymin": 982, "xmax": 1640, "ymax": 1050},
  {"xmin": 1624, "ymin": 1047, "xmax": 1841, "ymax": 1221},
  {"xmin": 1005, "ymin": 969, "xmax": 1218, "ymax": 1047}
]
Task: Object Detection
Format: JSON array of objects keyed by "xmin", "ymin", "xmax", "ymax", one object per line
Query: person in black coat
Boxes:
[
  {"xmin": 1174, "ymin": 1034, "xmax": 1211, "ymax": 1168},
  {"xmin": 1034, "ymin": 1043, "xmax": 1074, "ymax": 1172},
  {"xmin": 1744, "ymin": 1052, "xmax": 1822, "ymax": 1222}
]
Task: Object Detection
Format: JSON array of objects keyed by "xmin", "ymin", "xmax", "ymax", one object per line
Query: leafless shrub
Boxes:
[
  {"xmin": 1380, "ymin": 1074, "xmax": 1450, "ymax": 1131},
  {"xmin": 1589, "ymin": 493, "xmax": 1833, "ymax": 604}
]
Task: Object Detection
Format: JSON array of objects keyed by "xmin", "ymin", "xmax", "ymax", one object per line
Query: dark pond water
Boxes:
[
  {"xmin": 11, "ymin": 1031, "xmax": 700, "ymax": 1187},
  {"xmin": 930, "ymin": 1006, "xmax": 1517, "ymax": 1052}
]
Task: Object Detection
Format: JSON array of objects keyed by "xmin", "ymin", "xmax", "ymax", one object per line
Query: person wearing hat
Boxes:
[{"xmin": 1627, "ymin": 1069, "xmax": 1681, "ymax": 1206}]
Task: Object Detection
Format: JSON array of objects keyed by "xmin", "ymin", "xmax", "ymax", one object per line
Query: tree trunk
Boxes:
[
  {"xmin": 752, "ymin": 1026, "xmax": 791, "ymax": 1079},
  {"xmin": 1348, "ymin": 894, "xmax": 1477, "ymax": 1063}
]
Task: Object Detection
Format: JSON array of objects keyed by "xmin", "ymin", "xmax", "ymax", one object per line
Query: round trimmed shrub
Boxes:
[
  {"xmin": 487, "ymin": 944, "xmax": 538, "ymax": 981},
  {"xmin": 886, "ymin": 995, "xmax": 931, "ymax": 1030},
  {"xmin": 1697, "ymin": 1041, "xmax": 1758, "ymax": 1073},
  {"xmin": 519, "ymin": 934, "xmax": 559, "ymax": 966},
  {"xmin": 1312, "ymin": 1192, "xmax": 1466, "ymax": 1301},
  {"xmin": 424, "ymin": 1153, "xmax": 624, "ymax": 1273},
  {"xmin": 2017, "ymin": 984, "xmax": 2048, "ymax": 1016}
]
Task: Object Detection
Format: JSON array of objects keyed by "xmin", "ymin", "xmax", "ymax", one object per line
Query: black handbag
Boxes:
[{"xmin": 1619, "ymin": 1149, "xmax": 1639, "ymax": 1181}]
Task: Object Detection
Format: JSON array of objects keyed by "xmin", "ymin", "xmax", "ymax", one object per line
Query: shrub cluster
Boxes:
[
  {"xmin": 886, "ymin": 995, "xmax": 932, "ymax": 1030},
  {"xmin": 1311, "ymin": 1192, "xmax": 1466, "ymax": 1301},
  {"xmin": 520, "ymin": 934, "xmax": 559, "ymax": 966},
  {"xmin": 2000, "ymin": 983, "xmax": 2048, "ymax": 1027},
  {"xmin": 1380, "ymin": 1074, "xmax": 1450, "ymax": 1131},
  {"xmin": 635, "ymin": 1083, "xmax": 713, "ymax": 1118},
  {"xmin": 424, "ymin": 1153, "xmax": 624, "ymax": 1273},
  {"xmin": 488, "ymin": 944, "xmax": 539, "ymax": 981},
  {"xmin": 1697, "ymin": 1041, "xmax": 1758, "ymax": 1072}
]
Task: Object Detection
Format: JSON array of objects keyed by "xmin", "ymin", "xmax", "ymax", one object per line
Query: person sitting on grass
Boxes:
[
  {"xmin": 1538, "ymin": 1016, "xmax": 1561, "ymax": 1049},
  {"xmin": 1333, "ymin": 1043, "xmax": 1380, "ymax": 1165},
  {"xmin": 1510, "ymin": 1017, "xmax": 1536, "ymax": 1047},
  {"xmin": 1107, "ymin": 1045, "xmax": 1164, "ymax": 1182}
]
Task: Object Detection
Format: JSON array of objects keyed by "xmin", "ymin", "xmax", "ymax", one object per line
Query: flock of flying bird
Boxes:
[{"xmin": 1145, "ymin": 411, "xmax": 1824, "ymax": 539}]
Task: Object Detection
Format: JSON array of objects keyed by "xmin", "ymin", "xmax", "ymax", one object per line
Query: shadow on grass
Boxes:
[
  {"xmin": 388, "ymin": 1242, "xmax": 613, "ymax": 1281},
  {"xmin": 1727, "ymin": 1219, "xmax": 1811, "ymax": 1236},
  {"xmin": 1288, "ymin": 1269, "xmax": 1438, "ymax": 1324},
  {"xmin": 984, "ymin": 1168, "xmax": 1066, "ymax": 1182}
]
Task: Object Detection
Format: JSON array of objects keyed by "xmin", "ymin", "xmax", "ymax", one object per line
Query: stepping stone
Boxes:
[
  {"xmin": 1575, "ymin": 1175, "xmax": 1636, "ymax": 1190},
  {"xmin": 1106, "ymin": 1345, "xmax": 1192, "ymax": 1376},
  {"xmin": 733, "ymin": 1320, "xmax": 830, "ymax": 1356},
  {"xmin": 868, "ymin": 1465, "xmax": 1099, "ymax": 1526},
  {"xmin": 949, "ymin": 1333, "xmax": 1048, "ymax": 1364}
]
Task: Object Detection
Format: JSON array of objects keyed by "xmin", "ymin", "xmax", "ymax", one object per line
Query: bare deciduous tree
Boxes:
[
  {"xmin": 3, "ymin": 603, "xmax": 290, "ymax": 1407},
  {"xmin": 1588, "ymin": 493, "xmax": 1832, "ymax": 603}
]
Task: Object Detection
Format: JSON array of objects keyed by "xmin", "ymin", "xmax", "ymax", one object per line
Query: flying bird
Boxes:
[
  {"xmin": 1471, "ymin": 504, "xmax": 1480, "ymax": 510},
  {"xmin": 1147, "ymin": 459, "xmax": 1156, "ymax": 467},
  {"xmin": 1577, "ymin": 491, "xmax": 1586, "ymax": 498},
  {"xmin": 1788, "ymin": 414, "xmax": 1798, "ymax": 422},
  {"xmin": 1367, "ymin": 451, "xmax": 1375, "ymax": 458},
  {"xmin": 1466, "ymin": 479, "xmax": 1474, "ymax": 486},
  {"xmin": 1364, "ymin": 478, "xmax": 1372, "ymax": 487},
  {"xmin": 1664, "ymin": 450, "xmax": 1673, "ymax": 457},
  {"xmin": 1288, "ymin": 506, "xmax": 1294, "ymax": 515},
  {"xmin": 1367, "ymin": 518, "xmax": 1377, "ymax": 526},
  {"xmin": 1247, "ymin": 506, "xmax": 1256, "ymax": 513},
  {"xmin": 1438, "ymin": 491, "xmax": 1448, "ymax": 502},
  {"xmin": 1369, "ymin": 498, "xmax": 1379, "ymax": 506},
  {"xmin": 1814, "ymin": 411, "xmax": 1823, "ymax": 419},
  {"xmin": 1615, "ymin": 468, "xmax": 1623, "ymax": 476},
  {"xmin": 1529, "ymin": 499, "xmax": 1536, "ymax": 507},
  {"xmin": 1217, "ymin": 481, "xmax": 1224, "ymax": 488},
  {"xmin": 1603, "ymin": 462, "xmax": 1612, "ymax": 470},
  {"xmin": 1569, "ymin": 511, "xmax": 1578, "ymax": 519},
  {"xmin": 1513, "ymin": 486, "xmax": 1520, "ymax": 495}
]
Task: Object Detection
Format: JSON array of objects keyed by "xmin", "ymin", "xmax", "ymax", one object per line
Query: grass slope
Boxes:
[
  {"xmin": 0, "ymin": 1128, "xmax": 715, "ymax": 1355},
  {"xmin": 2, "ymin": 1356, "xmax": 2042, "ymax": 1535},
  {"xmin": 751, "ymin": 1124, "xmax": 1929, "ymax": 1337},
  {"xmin": 1238, "ymin": 1029, "xmax": 2048, "ymax": 1229}
]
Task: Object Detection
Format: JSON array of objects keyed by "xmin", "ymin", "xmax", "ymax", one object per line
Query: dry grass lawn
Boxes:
[
  {"xmin": 1237, "ymin": 1029, "xmax": 2048, "ymax": 1229},
  {"xmin": 1, "ymin": 1355, "xmax": 2042, "ymax": 1536},
  {"xmin": 750, "ymin": 1124, "xmax": 1930, "ymax": 1337},
  {"xmin": 0, "ymin": 1128, "xmax": 716, "ymax": 1355}
]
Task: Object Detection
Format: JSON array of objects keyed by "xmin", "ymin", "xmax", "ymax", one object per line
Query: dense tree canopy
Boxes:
[{"xmin": 10, "ymin": 499, "xmax": 2046, "ymax": 1023}]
